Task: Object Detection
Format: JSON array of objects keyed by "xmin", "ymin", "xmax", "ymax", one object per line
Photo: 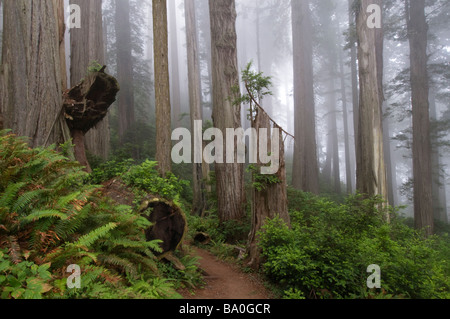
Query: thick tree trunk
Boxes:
[
  {"xmin": 209, "ymin": 0, "xmax": 245, "ymax": 223},
  {"xmin": 1, "ymin": 0, "xmax": 70, "ymax": 148},
  {"xmin": 185, "ymin": 0, "xmax": 207, "ymax": 216},
  {"xmin": 153, "ymin": 0, "xmax": 172, "ymax": 177},
  {"xmin": 291, "ymin": 0, "xmax": 319, "ymax": 194},
  {"xmin": 115, "ymin": 0, "xmax": 135, "ymax": 143},
  {"xmin": 407, "ymin": 0, "xmax": 434, "ymax": 235},
  {"xmin": 70, "ymin": 0, "xmax": 110, "ymax": 160},
  {"xmin": 247, "ymin": 110, "xmax": 290, "ymax": 269},
  {"xmin": 355, "ymin": 0, "xmax": 388, "ymax": 205}
]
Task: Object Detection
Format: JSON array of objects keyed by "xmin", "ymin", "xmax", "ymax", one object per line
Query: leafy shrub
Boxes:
[
  {"xmin": 0, "ymin": 250, "xmax": 52, "ymax": 299},
  {"xmin": 259, "ymin": 190, "xmax": 450, "ymax": 299},
  {"xmin": 89, "ymin": 158, "xmax": 135, "ymax": 184},
  {"xmin": 122, "ymin": 160, "xmax": 189, "ymax": 202}
]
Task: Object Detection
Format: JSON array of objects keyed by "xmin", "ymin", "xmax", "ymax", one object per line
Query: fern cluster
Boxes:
[{"xmin": 0, "ymin": 130, "xmax": 180, "ymax": 299}]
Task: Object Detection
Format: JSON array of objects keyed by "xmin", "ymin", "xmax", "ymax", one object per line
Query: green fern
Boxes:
[
  {"xmin": 0, "ymin": 182, "xmax": 26, "ymax": 209},
  {"xmin": 54, "ymin": 204, "xmax": 92, "ymax": 241},
  {"xmin": 10, "ymin": 189, "xmax": 50, "ymax": 215},
  {"xmin": 21, "ymin": 210, "xmax": 68, "ymax": 224},
  {"xmin": 99, "ymin": 254, "xmax": 138, "ymax": 277},
  {"xmin": 74, "ymin": 223, "xmax": 118, "ymax": 248}
]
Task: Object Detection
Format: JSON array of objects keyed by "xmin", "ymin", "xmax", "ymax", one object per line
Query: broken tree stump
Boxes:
[
  {"xmin": 101, "ymin": 179, "xmax": 188, "ymax": 259},
  {"xmin": 63, "ymin": 67, "xmax": 119, "ymax": 172},
  {"xmin": 140, "ymin": 198, "xmax": 188, "ymax": 258}
]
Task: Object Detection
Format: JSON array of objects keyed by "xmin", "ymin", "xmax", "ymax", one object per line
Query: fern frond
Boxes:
[
  {"xmin": 11, "ymin": 189, "xmax": 49, "ymax": 214},
  {"xmin": 111, "ymin": 238, "xmax": 163, "ymax": 252},
  {"xmin": 21, "ymin": 209, "xmax": 68, "ymax": 224},
  {"xmin": 0, "ymin": 182, "xmax": 26, "ymax": 208},
  {"xmin": 56, "ymin": 191, "xmax": 82, "ymax": 208},
  {"xmin": 54, "ymin": 204, "xmax": 92, "ymax": 241},
  {"xmin": 98, "ymin": 254, "xmax": 138, "ymax": 277},
  {"xmin": 74, "ymin": 222, "xmax": 118, "ymax": 248}
]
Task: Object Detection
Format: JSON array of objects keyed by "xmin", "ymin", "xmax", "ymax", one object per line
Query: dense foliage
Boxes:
[
  {"xmin": 0, "ymin": 131, "xmax": 194, "ymax": 299},
  {"xmin": 259, "ymin": 189, "xmax": 450, "ymax": 299}
]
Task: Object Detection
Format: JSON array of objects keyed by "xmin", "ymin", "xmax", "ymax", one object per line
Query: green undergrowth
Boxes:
[
  {"xmin": 0, "ymin": 131, "xmax": 198, "ymax": 299},
  {"xmin": 259, "ymin": 189, "xmax": 450, "ymax": 299}
]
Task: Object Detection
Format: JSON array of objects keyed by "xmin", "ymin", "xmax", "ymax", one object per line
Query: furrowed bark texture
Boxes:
[
  {"xmin": 355, "ymin": 0, "xmax": 388, "ymax": 203},
  {"xmin": 1, "ymin": 0, "xmax": 70, "ymax": 148},
  {"xmin": 247, "ymin": 109, "xmax": 290, "ymax": 269},
  {"xmin": 291, "ymin": 0, "xmax": 319, "ymax": 194},
  {"xmin": 153, "ymin": 0, "xmax": 172, "ymax": 177},
  {"xmin": 407, "ymin": 0, "xmax": 434, "ymax": 235},
  {"xmin": 209, "ymin": 0, "xmax": 245, "ymax": 222}
]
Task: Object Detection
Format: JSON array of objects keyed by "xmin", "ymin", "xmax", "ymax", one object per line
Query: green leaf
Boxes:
[
  {"xmin": 21, "ymin": 209, "xmax": 68, "ymax": 223},
  {"xmin": 74, "ymin": 222, "xmax": 118, "ymax": 248}
]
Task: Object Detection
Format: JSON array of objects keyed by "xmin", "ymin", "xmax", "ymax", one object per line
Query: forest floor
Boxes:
[{"xmin": 178, "ymin": 247, "xmax": 274, "ymax": 299}]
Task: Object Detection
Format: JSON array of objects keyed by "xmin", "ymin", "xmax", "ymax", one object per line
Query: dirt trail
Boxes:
[{"xmin": 180, "ymin": 247, "xmax": 272, "ymax": 299}]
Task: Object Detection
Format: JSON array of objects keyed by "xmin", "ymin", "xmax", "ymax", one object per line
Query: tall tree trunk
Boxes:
[
  {"xmin": 429, "ymin": 89, "xmax": 448, "ymax": 223},
  {"xmin": 168, "ymin": 0, "xmax": 181, "ymax": 127},
  {"xmin": 1, "ymin": 0, "xmax": 71, "ymax": 148},
  {"xmin": 291, "ymin": 0, "xmax": 319, "ymax": 194},
  {"xmin": 406, "ymin": 0, "xmax": 434, "ymax": 235},
  {"xmin": 0, "ymin": 0, "xmax": 3, "ymax": 64},
  {"xmin": 70, "ymin": 0, "xmax": 110, "ymax": 160},
  {"xmin": 382, "ymin": 102, "xmax": 396, "ymax": 206},
  {"xmin": 185, "ymin": 0, "xmax": 207, "ymax": 216},
  {"xmin": 209, "ymin": 0, "xmax": 245, "ymax": 223},
  {"xmin": 153, "ymin": 0, "xmax": 172, "ymax": 177},
  {"xmin": 355, "ymin": 0, "xmax": 388, "ymax": 205},
  {"xmin": 115, "ymin": 0, "xmax": 135, "ymax": 143},
  {"xmin": 338, "ymin": 48, "xmax": 354, "ymax": 194},
  {"xmin": 247, "ymin": 110, "xmax": 290, "ymax": 269},
  {"xmin": 349, "ymin": 0, "xmax": 359, "ymax": 193}
]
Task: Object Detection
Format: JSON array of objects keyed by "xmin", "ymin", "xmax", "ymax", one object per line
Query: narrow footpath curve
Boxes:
[{"xmin": 179, "ymin": 247, "xmax": 273, "ymax": 299}]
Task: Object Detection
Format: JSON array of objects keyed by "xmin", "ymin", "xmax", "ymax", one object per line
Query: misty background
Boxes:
[{"xmin": 7, "ymin": 0, "xmax": 447, "ymax": 221}]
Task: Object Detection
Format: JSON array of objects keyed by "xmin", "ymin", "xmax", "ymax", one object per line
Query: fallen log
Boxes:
[{"xmin": 63, "ymin": 67, "xmax": 119, "ymax": 172}]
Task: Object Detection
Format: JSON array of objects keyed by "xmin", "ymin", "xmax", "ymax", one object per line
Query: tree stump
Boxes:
[
  {"xmin": 63, "ymin": 68, "xmax": 119, "ymax": 172},
  {"xmin": 102, "ymin": 179, "xmax": 188, "ymax": 259},
  {"xmin": 140, "ymin": 198, "xmax": 187, "ymax": 258}
]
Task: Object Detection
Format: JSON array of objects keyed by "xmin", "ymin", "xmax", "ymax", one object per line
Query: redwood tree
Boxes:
[
  {"xmin": 185, "ymin": 0, "xmax": 207, "ymax": 216},
  {"xmin": 1, "ymin": 0, "xmax": 71, "ymax": 148},
  {"xmin": 406, "ymin": 0, "xmax": 434, "ymax": 235},
  {"xmin": 209, "ymin": 0, "xmax": 245, "ymax": 222},
  {"xmin": 291, "ymin": 0, "xmax": 319, "ymax": 194},
  {"xmin": 355, "ymin": 0, "xmax": 389, "ymax": 204},
  {"xmin": 116, "ymin": 0, "xmax": 135, "ymax": 143},
  {"xmin": 153, "ymin": 0, "xmax": 172, "ymax": 177}
]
